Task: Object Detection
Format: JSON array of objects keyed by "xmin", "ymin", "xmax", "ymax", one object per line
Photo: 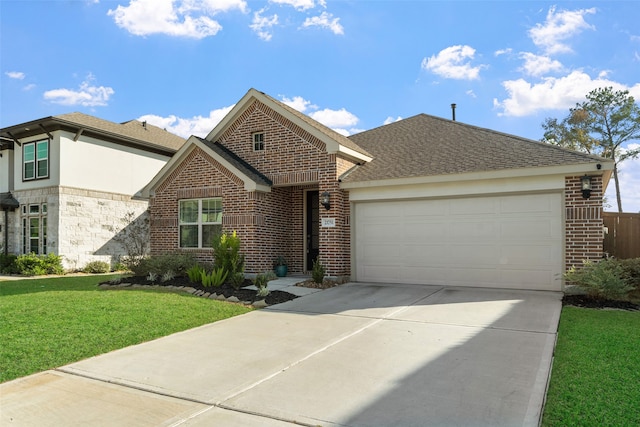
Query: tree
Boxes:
[{"xmin": 542, "ymin": 87, "xmax": 640, "ymax": 212}]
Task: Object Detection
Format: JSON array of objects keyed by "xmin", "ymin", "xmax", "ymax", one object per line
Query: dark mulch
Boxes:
[
  {"xmin": 563, "ymin": 294, "xmax": 639, "ymax": 311},
  {"xmin": 102, "ymin": 275, "xmax": 299, "ymax": 305}
]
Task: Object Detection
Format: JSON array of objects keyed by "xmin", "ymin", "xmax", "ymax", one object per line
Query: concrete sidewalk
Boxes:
[{"xmin": 1, "ymin": 283, "xmax": 562, "ymax": 426}]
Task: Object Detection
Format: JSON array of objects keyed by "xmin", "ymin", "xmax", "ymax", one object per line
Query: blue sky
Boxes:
[{"xmin": 2, "ymin": 0, "xmax": 639, "ymax": 211}]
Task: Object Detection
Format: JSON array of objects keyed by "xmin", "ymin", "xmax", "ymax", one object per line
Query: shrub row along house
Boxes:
[
  {"xmin": 2, "ymin": 88, "xmax": 613, "ymax": 291},
  {"xmin": 0, "ymin": 113, "xmax": 185, "ymax": 270}
]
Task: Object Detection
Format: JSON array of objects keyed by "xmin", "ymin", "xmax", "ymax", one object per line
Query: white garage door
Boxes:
[{"xmin": 353, "ymin": 193, "xmax": 563, "ymax": 291}]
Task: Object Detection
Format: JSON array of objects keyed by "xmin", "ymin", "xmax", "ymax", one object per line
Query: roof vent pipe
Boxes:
[{"xmin": 451, "ymin": 103, "xmax": 456, "ymax": 121}]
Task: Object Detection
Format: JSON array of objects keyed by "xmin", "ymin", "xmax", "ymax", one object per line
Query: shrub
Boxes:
[
  {"xmin": 616, "ymin": 258, "xmax": 640, "ymax": 290},
  {"xmin": 312, "ymin": 259, "xmax": 325, "ymax": 284},
  {"xmin": 109, "ymin": 211, "xmax": 150, "ymax": 267},
  {"xmin": 564, "ymin": 259, "xmax": 633, "ymax": 300},
  {"xmin": 0, "ymin": 253, "xmax": 18, "ymax": 274},
  {"xmin": 229, "ymin": 271, "xmax": 245, "ymax": 289},
  {"xmin": 14, "ymin": 253, "xmax": 64, "ymax": 276},
  {"xmin": 161, "ymin": 270, "xmax": 176, "ymax": 283},
  {"xmin": 212, "ymin": 231, "xmax": 245, "ymax": 289},
  {"xmin": 130, "ymin": 252, "xmax": 196, "ymax": 277},
  {"xmin": 201, "ymin": 268, "xmax": 228, "ymax": 288},
  {"xmin": 254, "ymin": 271, "xmax": 276, "ymax": 297},
  {"xmin": 83, "ymin": 261, "xmax": 111, "ymax": 274},
  {"xmin": 187, "ymin": 265, "xmax": 205, "ymax": 283}
]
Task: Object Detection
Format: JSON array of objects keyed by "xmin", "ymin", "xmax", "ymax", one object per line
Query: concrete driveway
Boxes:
[{"xmin": 1, "ymin": 282, "xmax": 562, "ymax": 426}]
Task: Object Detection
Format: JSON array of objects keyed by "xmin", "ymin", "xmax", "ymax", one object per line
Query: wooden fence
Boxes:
[{"xmin": 603, "ymin": 212, "xmax": 640, "ymax": 259}]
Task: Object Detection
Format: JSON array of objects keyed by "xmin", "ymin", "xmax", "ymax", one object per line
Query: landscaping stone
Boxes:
[
  {"xmin": 252, "ymin": 300, "xmax": 268, "ymax": 308},
  {"xmin": 227, "ymin": 296, "xmax": 240, "ymax": 303}
]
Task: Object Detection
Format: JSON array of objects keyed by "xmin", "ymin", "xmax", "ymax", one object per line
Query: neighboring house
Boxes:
[
  {"xmin": 139, "ymin": 88, "xmax": 613, "ymax": 291},
  {"xmin": 0, "ymin": 113, "xmax": 185, "ymax": 270}
]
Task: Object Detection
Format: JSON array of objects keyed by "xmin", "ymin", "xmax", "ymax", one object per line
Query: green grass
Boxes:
[
  {"xmin": 542, "ymin": 306, "xmax": 640, "ymax": 426},
  {"xmin": 0, "ymin": 275, "xmax": 252, "ymax": 383}
]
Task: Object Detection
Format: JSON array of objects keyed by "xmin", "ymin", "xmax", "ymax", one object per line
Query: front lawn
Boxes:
[
  {"xmin": 542, "ymin": 306, "xmax": 640, "ymax": 426},
  {"xmin": 0, "ymin": 275, "xmax": 252, "ymax": 383}
]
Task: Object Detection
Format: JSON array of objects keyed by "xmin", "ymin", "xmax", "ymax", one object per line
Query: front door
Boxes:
[{"xmin": 306, "ymin": 190, "xmax": 320, "ymax": 271}]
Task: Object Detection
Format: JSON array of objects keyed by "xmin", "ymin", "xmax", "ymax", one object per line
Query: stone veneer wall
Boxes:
[
  {"xmin": 11, "ymin": 186, "xmax": 149, "ymax": 271},
  {"xmin": 564, "ymin": 175, "xmax": 605, "ymax": 270}
]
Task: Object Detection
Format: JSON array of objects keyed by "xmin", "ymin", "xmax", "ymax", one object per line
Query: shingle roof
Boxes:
[
  {"xmin": 57, "ymin": 112, "xmax": 186, "ymax": 151},
  {"xmin": 1, "ymin": 112, "xmax": 185, "ymax": 153},
  {"xmin": 196, "ymin": 137, "xmax": 273, "ymax": 187},
  {"xmin": 343, "ymin": 114, "xmax": 607, "ymax": 183}
]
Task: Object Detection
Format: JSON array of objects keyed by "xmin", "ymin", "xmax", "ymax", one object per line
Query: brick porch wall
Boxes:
[
  {"xmin": 565, "ymin": 175, "xmax": 604, "ymax": 270},
  {"xmin": 149, "ymin": 98, "xmax": 357, "ymax": 277}
]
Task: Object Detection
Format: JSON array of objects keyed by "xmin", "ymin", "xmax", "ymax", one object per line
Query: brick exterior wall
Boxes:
[
  {"xmin": 149, "ymin": 99, "xmax": 357, "ymax": 277},
  {"xmin": 565, "ymin": 175, "xmax": 605, "ymax": 270}
]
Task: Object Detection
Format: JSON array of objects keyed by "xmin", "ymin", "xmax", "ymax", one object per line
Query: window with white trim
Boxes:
[
  {"xmin": 179, "ymin": 198, "xmax": 222, "ymax": 248},
  {"xmin": 23, "ymin": 139, "xmax": 49, "ymax": 181},
  {"xmin": 21, "ymin": 203, "xmax": 47, "ymax": 254},
  {"xmin": 253, "ymin": 132, "xmax": 264, "ymax": 151}
]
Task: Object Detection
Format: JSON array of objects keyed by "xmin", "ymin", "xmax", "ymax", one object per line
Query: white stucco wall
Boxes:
[
  {"xmin": 58, "ymin": 131, "xmax": 170, "ymax": 195},
  {"xmin": 0, "ymin": 147, "xmax": 11, "ymax": 192}
]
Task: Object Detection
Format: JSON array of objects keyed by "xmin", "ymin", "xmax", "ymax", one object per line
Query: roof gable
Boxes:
[
  {"xmin": 343, "ymin": 114, "xmax": 613, "ymax": 183},
  {"xmin": 206, "ymin": 88, "xmax": 372, "ymax": 162},
  {"xmin": 138, "ymin": 135, "xmax": 272, "ymax": 198}
]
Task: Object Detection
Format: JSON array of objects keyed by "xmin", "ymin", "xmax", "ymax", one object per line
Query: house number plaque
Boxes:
[{"xmin": 321, "ymin": 218, "xmax": 336, "ymax": 227}]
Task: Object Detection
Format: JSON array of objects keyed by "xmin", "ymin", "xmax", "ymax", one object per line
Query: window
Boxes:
[
  {"xmin": 179, "ymin": 198, "xmax": 222, "ymax": 248},
  {"xmin": 23, "ymin": 139, "xmax": 49, "ymax": 180},
  {"xmin": 253, "ymin": 132, "xmax": 264, "ymax": 151},
  {"xmin": 21, "ymin": 203, "xmax": 47, "ymax": 254}
]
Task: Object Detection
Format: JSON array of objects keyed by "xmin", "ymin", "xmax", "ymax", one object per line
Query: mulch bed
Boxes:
[
  {"xmin": 563, "ymin": 294, "xmax": 639, "ymax": 311},
  {"xmin": 101, "ymin": 275, "xmax": 299, "ymax": 305}
]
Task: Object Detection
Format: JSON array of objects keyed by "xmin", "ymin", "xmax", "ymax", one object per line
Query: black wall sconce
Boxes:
[
  {"xmin": 581, "ymin": 175, "xmax": 592, "ymax": 199},
  {"xmin": 320, "ymin": 191, "xmax": 331, "ymax": 210}
]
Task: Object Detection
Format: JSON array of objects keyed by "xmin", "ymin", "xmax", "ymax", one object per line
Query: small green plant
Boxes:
[
  {"xmin": 564, "ymin": 259, "xmax": 633, "ymax": 300},
  {"xmin": 187, "ymin": 265, "xmax": 205, "ymax": 283},
  {"xmin": 254, "ymin": 271, "xmax": 276, "ymax": 297},
  {"xmin": 161, "ymin": 270, "xmax": 175, "ymax": 282},
  {"xmin": 312, "ymin": 258, "xmax": 325, "ymax": 284},
  {"xmin": 212, "ymin": 231, "xmax": 245, "ymax": 288},
  {"xmin": 229, "ymin": 271, "xmax": 245, "ymax": 289},
  {"xmin": 83, "ymin": 260, "xmax": 111, "ymax": 274},
  {"xmin": 201, "ymin": 268, "xmax": 228, "ymax": 288},
  {"xmin": 147, "ymin": 272, "xmax": 158, "ymax": 282}
]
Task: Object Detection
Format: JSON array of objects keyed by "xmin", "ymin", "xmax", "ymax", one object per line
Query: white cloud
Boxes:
[
  {"xmin": 494, "ymin": 48, "xmax": 512, "ymax": 57},
  {"xmin": 466, "ymin": 90, "xmax": 477, "ymax": 98},
  {"xmin": 519, "ymin": 52, "xmax": 564, "ymax": 77},
  {"xmin": 107, "ymin": 0, "xmax": 248, "ymax": 38},
  {"xmin": 139, "ymin": 105, "xmax": 235, "ymax": 138},
  {"xmin": 23, "ymin": 84, "xmax": 36, "ymax": 91},
  {"xmin": 270, "ymin": 0, "xmax": 317, "ymax": 11},
  {"xmin": 383, "ymin": 116, "xmax": 402, "ymax": 125},
  {"xmin": 5, "ymin": 71, "xmax": 25, "ymax": 80},
  {"xmin": 301, "ymin": 11, "xmax": 343, "ymax": 35},
  {"xmin": 605, "ymin": 143, "xmax": 640, "ymax": 213},
  {"xmin": 280, "ymin": 95, "xmax": 314, "ymax": 112},
  {"xmin": 250, "ymin": 8, "xmax": 278, "ymax": 41},
  {"xmin": 494, "ymin": 70, "xmax": 640, "ymax": 117},
  {"xmin": 528, "ymin": 6, "xmax": 596, "ymax": 55},
  {"xmin": 43, "ymin": 74, "xmax": 114, "ymax": 107},
  {"xmin": 422, "ymin": 45, "xmax": 486, "ymax": 80},
  {"xmin": 309, "ymin": 108, "xmax": 358, "ymax": 129}
]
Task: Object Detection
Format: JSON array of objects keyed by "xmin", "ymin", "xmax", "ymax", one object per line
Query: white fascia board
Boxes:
[{"xmin": 341, "ymin": 161, "xmax": 613, "ymax": 191}]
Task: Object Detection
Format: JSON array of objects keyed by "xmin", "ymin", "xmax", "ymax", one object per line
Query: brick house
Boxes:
[{"xmin": 139, "ymin": 88, "xmax": 613, "ymax": 291}]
